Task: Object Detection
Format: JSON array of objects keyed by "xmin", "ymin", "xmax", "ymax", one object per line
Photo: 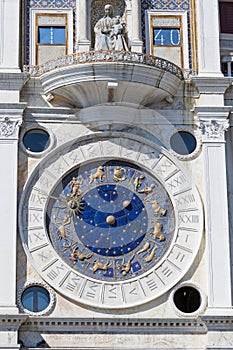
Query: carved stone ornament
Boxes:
[
  {"xmin": 0, "ymin": 117, "xmax": 21, "ymax": 138},
  {"xmin": 199, "ymin": 119, "xmax": 229, "ymax": 139}
]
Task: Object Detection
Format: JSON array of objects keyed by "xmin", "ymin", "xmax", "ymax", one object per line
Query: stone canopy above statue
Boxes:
[{"xmin": 94, "ymin": 4, "xmax": 128, "ymax": 51}]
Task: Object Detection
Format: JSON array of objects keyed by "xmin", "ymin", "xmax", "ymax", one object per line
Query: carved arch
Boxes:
[{"xmin": 90, "ymin": 0, "xmax": 126, "ymax": 48}]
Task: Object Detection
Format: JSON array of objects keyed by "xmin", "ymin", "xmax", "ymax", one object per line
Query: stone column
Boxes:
[
  {"xmin": 0, "ymin": 0, "xmax": 26, "ymax": 104},
  {"xmin": 0, "ymin": 0, "xmax": 21, "ymax": 72},
  {"xmin": 0, "ymin": 106, "xmax": 25, "ymax": 316},
  {"xmin": 195, "ymin": 106, "xmax": 232, "ymax": 314},
  {"xmin": 0, "ymin": 107, "xmax": 27, "ymax": 348},
  {"xmin": 76, "ymin": 0, "xmax": 91, "ymax": 52},
  {"xmin": 130, "ymin": 0, "xmax": 143, "ymax": 53},
  {"xmin": 196, "ymin": 0, "xmax": 222, "ymax": 76}
]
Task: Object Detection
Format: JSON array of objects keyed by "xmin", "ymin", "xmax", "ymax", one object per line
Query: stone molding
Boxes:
[
  {"xmin": 192, "ymin": 76, "xmax": 231, "ymax": 94},
  {"xmin": 19, "ymin": 317, "xmax": 207, "ymax": 334},
  {"xmin": 203, "ymin": 316, "xmax": 233, "ymax": 331},
  {"xmin": 0, "ymin": 72, "xmax": 28, "ymax": 91},
  {"xmin": 18, "ymin": 316, "xmax": 233, "ymax": 335},
  {"xmin": 0, "ymin": 315, "xmax": 28, "ymax": 331}
]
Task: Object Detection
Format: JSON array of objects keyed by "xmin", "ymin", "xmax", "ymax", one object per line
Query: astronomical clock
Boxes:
[{"xmin": 19, "ymin": 134, "xmax": 203, "ymax": 309}]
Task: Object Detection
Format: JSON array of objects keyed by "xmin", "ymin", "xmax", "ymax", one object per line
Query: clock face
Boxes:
[
  {"xmin": 47, "ymin": 160, "xmax": 175, "ymax": 282},
  {"xmin": 19, "ymin": 135, "xmax": 203, "ymax": 308}
]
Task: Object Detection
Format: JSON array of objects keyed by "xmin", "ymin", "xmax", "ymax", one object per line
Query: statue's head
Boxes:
[
  {"xmin": 104, "ymin": 4, "xmax": 113, "ymax": 17},
  {"xmin": 114, "ymin": 15, "xmax": 121, "ymax": 24}
]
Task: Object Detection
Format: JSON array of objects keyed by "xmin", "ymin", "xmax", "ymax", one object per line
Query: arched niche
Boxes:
[{"xmin": 90, "ymin": 0, "xmax": 126, "ymax": 49}]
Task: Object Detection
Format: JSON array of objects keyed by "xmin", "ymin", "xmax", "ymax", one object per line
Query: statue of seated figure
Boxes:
[{"xmin": 94, "ymin": 4, "xmax": 128, "ymax": 51}]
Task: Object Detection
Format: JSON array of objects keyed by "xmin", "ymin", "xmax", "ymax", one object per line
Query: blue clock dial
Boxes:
[
  {"xmin": 47, "ymin": 160, "xmax": 175, "ymax": 281},
  {"xmin": 74, "ymin": 184, "xmax": 147, "ymax": 256}
]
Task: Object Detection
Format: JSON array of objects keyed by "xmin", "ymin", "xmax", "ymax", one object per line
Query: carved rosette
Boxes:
[
  {"xmin": 0, "ymin": 117, "xmax": 21, "ymax": 139},
  {"xmin": 199, "ymin": 120, "xmax": 229, "ymax": 141}
]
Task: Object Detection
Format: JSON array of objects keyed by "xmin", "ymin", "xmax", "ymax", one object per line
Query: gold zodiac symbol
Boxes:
[
  {"xmin": 138, "ymin": 183, "xmax": 155, "ymax": 194},
  {"xmin": 133, "ymin": 175, "xmax": 145, "ymax": 191},
  {"xmin": 152, "ymin": 222, "xmax": 165, "ymax": 241},
  {"xmin": 90, "ymin": 260, "xmax": 110, "ymax": 273},
  {"xmin": 89, "ymin": 166, "xmax": 105, "ymax": 183},
  {"xmin": 116, "ymin": 255, "xmax": 134, "ymax": 276},
  {"xmin": 69, "ymin": 247, "xmax": 93, "ymax": 264},
  {"xmin": 144, "ymin": 246, "xmax": 158, "ymax": 263},
  {"xmin": 52, "ymin": 214, "xmax": 71, "ymax": 243},
  {"xmin": 113, "ymin": 166, "xmax": 127, "ymax": 182},
  {"xmin": 137, "ymin": 241, "xmax": 150, "ymax": 254},
  {"xmin": 68, "ymin": 177, "xmax": 82, "ymax": 197},
  {"xmin": 149, "ymin": 199, "xmax": 167, "ymax": 216}
]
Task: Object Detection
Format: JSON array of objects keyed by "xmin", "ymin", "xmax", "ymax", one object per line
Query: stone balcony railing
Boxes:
[{"xmin": 23, "ymin": 50, "xmax": 195, "ymax": 80}]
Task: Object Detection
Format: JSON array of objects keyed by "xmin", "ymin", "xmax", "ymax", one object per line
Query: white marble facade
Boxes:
[{"xmin": 0, "ymin": 0, "xmax": 233, "ymax": 349}]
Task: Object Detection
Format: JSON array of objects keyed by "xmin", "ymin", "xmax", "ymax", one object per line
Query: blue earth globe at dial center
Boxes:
[{"xmin": 74, "ymin": 184, "xmax": 148, "ymax": 257}]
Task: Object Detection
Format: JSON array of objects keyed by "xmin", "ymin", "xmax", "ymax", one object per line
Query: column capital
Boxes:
[
  {"xmin": 0, "ymin": 117, "xmax": 22, "ymax": 139},
  {"xmin": 194, "ymin": 106, "xmax": 231, "ymax": 142},
  {"xmin": 199, "ymin": 119, "xmax": 229, "ymax": 141},
  {"xmin": 0, "ymin": 103, "xmax": 26, "ymax": 140}
]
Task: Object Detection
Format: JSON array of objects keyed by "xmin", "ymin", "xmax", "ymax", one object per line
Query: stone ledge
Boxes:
[
  {"xmin": 202, "ymin": 316, "xmax": 233, "ymax": 330},
  {"xmin": 19, "ymin": 317, "xmax": 207, "ymax": 334},
  {"xmin": 0, "ymin": 314, "xmax": 28, "ymax": 330}
]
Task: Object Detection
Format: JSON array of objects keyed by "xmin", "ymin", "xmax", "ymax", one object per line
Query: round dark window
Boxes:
[
  {"xmin": 173, "ymin": 286, "xmax": 201, "ymax": 313},
  {"xmin": 21, "ymin": 286, "xmax": 50, "ymax": 313},
  {"xmin": 170, "ymin": 131, "xmax": 197, "ymax": 155},
  {"xmin": 23, "ymin": 129, "xmax": 50, "ymax": 153}
]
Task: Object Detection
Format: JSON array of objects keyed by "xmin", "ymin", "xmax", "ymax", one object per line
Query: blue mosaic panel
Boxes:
[
  {"xmin": 24, "ymin": 0, "xmax": 76, "ymax": 64},
  {"xmin": 141, "ymin": 0, "xmax": 193, "ymax": 68}
]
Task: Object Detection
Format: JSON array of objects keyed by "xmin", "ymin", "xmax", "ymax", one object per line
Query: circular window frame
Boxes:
[
  {"xmin": 169, "ymin": 281, "xmax": 207, "ymax": 317},
  {"xmin": 20, "ymin": 124, "xmax": 55, "ymax": 158},
  {"xmin": 17, "ymin": 281, "xmax": 56, "ymax": 316},
  {"xmin": 168, "ymin": 127, "xmax": 202, "ymax": 161}
]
